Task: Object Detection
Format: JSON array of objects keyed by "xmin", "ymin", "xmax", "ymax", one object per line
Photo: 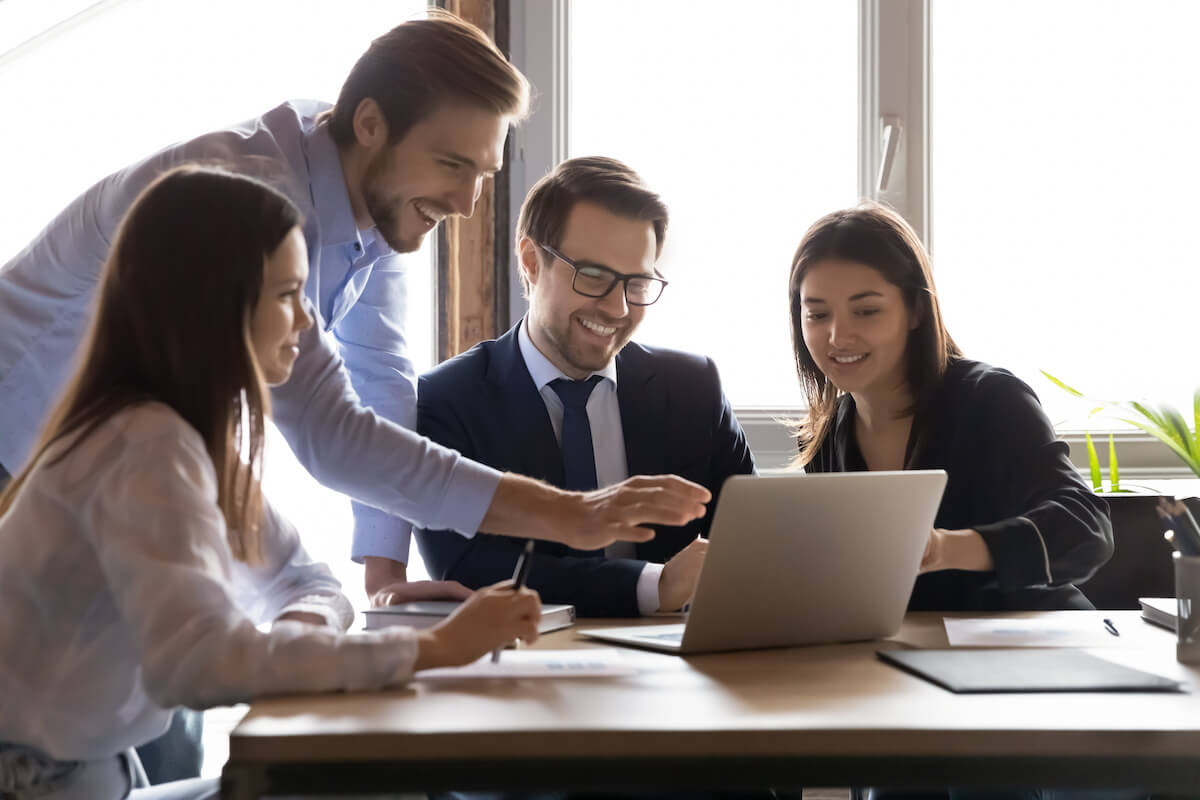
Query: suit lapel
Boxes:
[
  {"xmin": 487, "ymin": 324, "xmax": 565, "ymax": 487},
  {"xmin": 617, "ymin": 344, "xmax": 667, "ymax": 478}
]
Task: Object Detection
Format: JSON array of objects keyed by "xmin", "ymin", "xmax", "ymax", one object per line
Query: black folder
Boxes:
[{"xmin": 877, "ymin": 648, "xmax": 1184, "ymax": 693}]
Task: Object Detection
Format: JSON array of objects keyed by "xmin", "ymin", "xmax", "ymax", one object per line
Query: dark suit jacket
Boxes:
[{"xmin": 415, "ymin": 322, "xmax": 755, "ymax": 617}]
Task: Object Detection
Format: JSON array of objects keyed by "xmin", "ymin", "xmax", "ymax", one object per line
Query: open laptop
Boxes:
[{"xmin": 580, "ymin": 470, "xmax": 947, "ymax": 654}]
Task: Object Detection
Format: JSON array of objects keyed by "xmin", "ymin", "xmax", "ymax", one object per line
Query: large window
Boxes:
[
  {"xmin": 929, "ymin": 0, "xmax": 1199, "ymax": 427},
  {"xmin": 511, "ymin": 0, "xmax": 1196, "ymax": 475},
  {"xmin": 568, "ymin": 0, "xmax": 859, "ymax": 410},
  {"xmin": 0, "ymin": 0, "xmax": 434, "ymax": 603}
]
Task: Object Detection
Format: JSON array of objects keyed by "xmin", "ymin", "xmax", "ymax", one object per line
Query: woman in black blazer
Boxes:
[{"xmin": 788, "ymin": 203, "xmax": 1113, "ymax": 611}]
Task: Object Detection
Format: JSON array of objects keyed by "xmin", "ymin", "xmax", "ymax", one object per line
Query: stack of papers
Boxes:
[{"xmin": 414, "ymin": 648, "xmax": 638, "ymax": 680}]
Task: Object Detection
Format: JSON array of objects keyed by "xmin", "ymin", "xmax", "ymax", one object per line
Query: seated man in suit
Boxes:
[{"xmin": 413, "ymin": 156, "xmax": 755, "ymax": 617}]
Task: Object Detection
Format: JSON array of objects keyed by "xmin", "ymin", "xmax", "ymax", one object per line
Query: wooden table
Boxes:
[{"xmin": 220, "ymin": 611, "xmax": 1200, "ymax": 798}]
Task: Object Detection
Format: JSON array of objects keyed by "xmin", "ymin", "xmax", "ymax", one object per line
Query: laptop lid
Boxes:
[{"xmin": 583, "ymin": 470, "xmax": 946, "ymax": 654}]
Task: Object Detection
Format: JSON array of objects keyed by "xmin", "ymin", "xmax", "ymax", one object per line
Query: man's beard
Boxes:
[
  {"xmin": 545, "ymin": 313, "xmax": 633, "ymax": 375},
  {"xmin": 363, "ymin": 185, "xmax": 420, "ymax": 254}
]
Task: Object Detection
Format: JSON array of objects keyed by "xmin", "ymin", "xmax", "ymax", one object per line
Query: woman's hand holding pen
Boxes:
[
  {"xmin": 920, "ymin": 528, "xmax": 996, "ymax": 573},
  {"xmin": 413, "ymin": 581, "xmax": 542, "ymax": 671}
]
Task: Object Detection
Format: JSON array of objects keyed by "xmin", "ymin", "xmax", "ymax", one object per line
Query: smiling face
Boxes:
[
  {"xmin": 798, "ymin": 258, "xmax": 916, "ymax": 401},
  {"xmin": 251, "ymin": 227, "xmax": 313, "ymax": 386},
  {"xmin": 521, "ymin": 201, "xmax": 657, "ymax": 378},
  {"xmin": 355, "ymin": 101, "xmax": 509, "ymax": 253}
]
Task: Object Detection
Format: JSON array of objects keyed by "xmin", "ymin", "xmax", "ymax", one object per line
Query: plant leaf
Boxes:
[
  {"xmin": 1127, "ymin": 400, "xmax": 1169, "ymax": 432},
  {"xmin": 1115, "ymin": 415, "xmax": 1200, "ymax": 476},
  {"xmin": 1160, "ymin": 404, "xmax": 1193, "ymax": 452},
  {"xmin": 1108, "ymin": 434, "xmax": 1120, "ymax": 492},
  {"xmin": 1193, "ymin": 386, "xmax": 1200, "ymax": 454},
  {"xmin": 1040, "ymin": 370, "xmax": 1086, "ymax": 398},
  {"xmin": 1085, "ymin": 431, "xmax": 1102, "ymax": 491}
]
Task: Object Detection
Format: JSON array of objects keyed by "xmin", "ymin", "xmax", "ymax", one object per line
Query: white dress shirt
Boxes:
[
  {"xmin": 0, "ymin": 403, "xmax": 420, "ymax": 762},
  {"xmin": 517, "ymin": 321, "xmax": 664, "ymax": 614}
]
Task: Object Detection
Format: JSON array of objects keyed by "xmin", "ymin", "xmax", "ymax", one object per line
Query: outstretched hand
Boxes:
[{"xmin": 556, "ymin": 475, "xmax": 711, "ymax": 551}]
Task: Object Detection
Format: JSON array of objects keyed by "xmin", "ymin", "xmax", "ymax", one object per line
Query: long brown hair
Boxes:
[
  {"xmin": 0, "ymin": 166, "xmax": 302, "ymax": 564},
  {"xmin": 328, "ymin": 9, "xmax": 530, "ymax": 148},
  {"xmin": 789, "ymin": 203, "xmax": 961, "ymax": 467}
]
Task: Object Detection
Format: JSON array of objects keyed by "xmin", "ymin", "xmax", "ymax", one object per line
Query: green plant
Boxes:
[{"xmin": 1041, "ymin": 371, "xmax": 1200, "ymax": 491}]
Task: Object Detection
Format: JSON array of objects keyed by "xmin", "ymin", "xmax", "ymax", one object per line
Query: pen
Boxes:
[
  {"xmin": 492, "ymin": 539, "xmax": 535, "ymax": 663},
  {"xmin": 1103, "ymin": 617, "xmax": 1120, "ymax": 637}
]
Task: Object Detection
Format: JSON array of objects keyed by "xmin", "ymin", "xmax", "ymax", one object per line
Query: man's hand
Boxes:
[
  {"xmin": 365, "ymin": 555, "xmax": 472, "ymax": 607},
  {"xmin": 481, "ymin": 473, "xmax": 710, "ymax": 551},
  {"xmin": 657, "ymin": 537, "xmax": 708, "ymax": 612},
  {"xmin": 371, "ymin": 579, "xmax": 472, "ymax": 608}
]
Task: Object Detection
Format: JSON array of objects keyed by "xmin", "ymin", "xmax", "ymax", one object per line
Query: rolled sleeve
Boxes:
[
  {"xmin": 975, "ymin": 516, "xmax": 1053, "ymax": 590},
  {"xmin": 351, "ymin": 505, "xmax": 413, "ymax": 564},
  {"xmin": 271, "ymin": 317, "xmax": 502, "ymax": 535}
]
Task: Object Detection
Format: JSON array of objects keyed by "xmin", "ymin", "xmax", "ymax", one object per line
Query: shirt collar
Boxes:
[
  {"xmin": 303, "ymin": 122, "xmax": 374, "ymax": 251},
  {"xmin": 518, "ymin": 317, "xmax": 618, "ymax": 392}
]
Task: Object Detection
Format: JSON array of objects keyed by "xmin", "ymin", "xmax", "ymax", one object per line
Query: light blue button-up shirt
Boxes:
[{"xmin": 0, "ymin": 100, "xmax": 497, "ymax": 560}]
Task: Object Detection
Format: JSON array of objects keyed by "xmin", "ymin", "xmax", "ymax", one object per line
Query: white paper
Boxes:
[
  {"xmin": 943, "ymin": 615, "xmax": 1134, "ymax": 647},
  {"xmin": 414, "ymin": 648, "xmax": 638, "ymax": 679}
]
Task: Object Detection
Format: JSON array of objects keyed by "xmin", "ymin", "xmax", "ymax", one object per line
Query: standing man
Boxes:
[
  {"xmin": 415, "ymin": 157, "xmax": 755, "ymax": 617},
  {"xmin": 0, "ymin": 15, "xmax": 711, "ymax": 782}
]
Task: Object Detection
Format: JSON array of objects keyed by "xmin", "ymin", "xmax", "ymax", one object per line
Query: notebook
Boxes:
[
  {"xmin": 580, "ymin": 470, "xmax": 947, "ymax": 654},
  {"xmin": 1139, "ymin": 597, "xmax": 1179, "ymax": 632},
  {"xmin": 364, "ymin": 600, "xmax": 576, "ymax": 633},
  {"xmin": 877, "ymin": 648, "xmax": 1184, "ymax": 693}
]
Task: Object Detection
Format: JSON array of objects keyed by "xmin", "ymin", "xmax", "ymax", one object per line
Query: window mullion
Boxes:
[{"xmin": 862, "ymin": 0, "xmax": 930, "ymax": 248}]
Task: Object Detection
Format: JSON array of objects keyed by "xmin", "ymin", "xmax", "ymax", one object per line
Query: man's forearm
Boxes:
[
  {"xmin": 478, "ymin": 473, "xmax": 566, "ymax": 542},
  {"xmin": 364, "ymin": 556, "xmax": 408, "ymax": 598}
]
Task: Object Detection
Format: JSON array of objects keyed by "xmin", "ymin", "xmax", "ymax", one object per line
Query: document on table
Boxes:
[
  {"xmin": 944, "ymin": 614, "xmax": 1139, "ymax": 647},
  {"xmin": 414, "ymin": 648, "xmax": 638, "ymax": 680}
]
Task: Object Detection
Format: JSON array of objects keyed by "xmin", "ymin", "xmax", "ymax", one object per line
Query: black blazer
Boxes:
[
  {"xmin": 414, "ymin": 322, "xmax": 755, "ymax": 617},
  {"xmin": 806, "ymin": 359, "xmax": 1113, "ymax": 611}
]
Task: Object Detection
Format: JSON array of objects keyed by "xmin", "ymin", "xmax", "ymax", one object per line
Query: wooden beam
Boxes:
[{"xmin": 436, "ymin": 0, "xmax": 509, "ymax": 361}]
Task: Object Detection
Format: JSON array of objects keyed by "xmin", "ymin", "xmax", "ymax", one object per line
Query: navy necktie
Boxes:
[{"xmin": 549, "ymin": 376, "xmax": 603, "ymax": 491}]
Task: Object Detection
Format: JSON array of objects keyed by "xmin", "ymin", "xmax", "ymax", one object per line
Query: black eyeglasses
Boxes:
[{"xmin": 539, "ymin": 243, "xmax": 668, "ymax": 306}]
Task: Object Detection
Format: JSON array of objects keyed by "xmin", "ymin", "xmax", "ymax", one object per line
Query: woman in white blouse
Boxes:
[{"xmin": 0, "ymin": 166, "xmax": 541, "ymax": 800}]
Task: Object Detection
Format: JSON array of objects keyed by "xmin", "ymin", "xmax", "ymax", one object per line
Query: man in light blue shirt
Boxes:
[
  {"xmin": 0, "ymin": 13, "xmax": 713, "ymax": 787},
  {"xmin": 0, "ymin": 13, "xmax": 710, "ymax": 598}
]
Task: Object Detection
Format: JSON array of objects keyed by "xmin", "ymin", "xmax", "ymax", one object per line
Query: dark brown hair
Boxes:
[
  {"xmin": 515, "ymin": 156, "xmax": 669, "ymax": 293},
  {"xmin": 328, "ymin": 9, "xmax": 530, "ymax": 147},
  {"xmin": 0, "ymin": 166, "xmax": 302, "ymax": 564},
  {"xmin": 789, "ymin": 203, "xmax": 961, "ymax": 466}
]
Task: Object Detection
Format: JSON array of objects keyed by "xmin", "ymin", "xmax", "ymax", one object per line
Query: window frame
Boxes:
[{"xmin": 504, "ymin": 0, "xmax": 1185, "ymax": 480}]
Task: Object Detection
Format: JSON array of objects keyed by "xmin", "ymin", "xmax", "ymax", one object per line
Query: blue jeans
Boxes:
[
  {"xmin": 133, "ymin": 710, "xmax": 203, "ymax": 785},
  {"xmin": 0, "ymin": 742, "xmax": 216, "ymax": 799}
]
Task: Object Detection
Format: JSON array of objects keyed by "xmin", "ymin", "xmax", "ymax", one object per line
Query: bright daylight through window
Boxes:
[{"xmin": 0, "ymin": 0, "xmax": 434, "ymax": 601}]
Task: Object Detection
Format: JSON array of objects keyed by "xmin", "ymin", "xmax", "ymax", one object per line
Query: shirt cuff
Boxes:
[
  {"xmin": 350, "ymin": 502, "xmax": 413, "ymax": 564},
  {"xmin": 975, "ymin": 516, "xmax": 1054, "ymax": 590},
  {"xmin": 432, "ymin": 458, "xmax": 503, "ymax": 536},
  {"xmin": 274, "ymin": 593, "xmax": 355, "ymax": 632},
  {"xmin": 637, "ymin": 563, "xmax": 664, "ymax": 616}
]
